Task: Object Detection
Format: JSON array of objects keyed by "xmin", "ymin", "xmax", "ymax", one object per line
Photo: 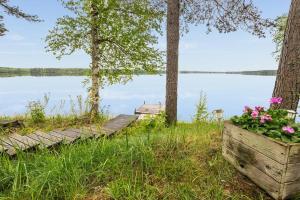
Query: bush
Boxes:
[
  {"xmin": 231, "ymin": 97, "xmax": 300, "ymax": 143},
  {"xmin": 194, "ymin": 92, "xmax": 209, "ymax": 122},
  {"xmin": 27, "ymin": 101, "xmax": 46, "ymax": 124}
]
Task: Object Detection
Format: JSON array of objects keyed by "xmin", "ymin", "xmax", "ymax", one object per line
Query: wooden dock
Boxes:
[
  {"xmin": 0, "ymin": 103, "xmax": 164, "ymax": 156},
  {"xmin": 135, "ymin": 103, "xmax": 164, "ymax": 120},
  {"xmin": 0, "ymin": 114, "xmax": 138, "ymax": 156}
]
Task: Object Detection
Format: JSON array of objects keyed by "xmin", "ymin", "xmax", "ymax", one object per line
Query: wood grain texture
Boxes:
[
  {"xmin": 102, "ymin": 114, "xmax": 138, "ymax": 136},
  {"xmin": 224, "ymin": 122, "xmax": 288, "ymax": 164},
  {"xmin": 135, "ymin": 104, "xmax": 164, "ymax": 115},
  {"xmin": 223, "ymin": 122, "xmax": 300, "ymax": 200},
  {"xmin": 288, "ymin": 145, "xmax": 300, "ymax": 164},
  {"xmin": 223, "ymin": 134, "xmax": 285, "ymax": 182},
  {"xmin": 284, "ymin": 163, "xmax": 300, "ymax": 182},
  {"xmin": 27, "ymin": 133, "xmax": 57, "ymax": 148},
  {"xmin": 282, "ymin": 181, "xmax": 300, "ymax": 199},
  {"xmin": 0, "ymin": 114, "xmax": 138, "ymax": 155},
  {"xmin": 9, "ymin": 134, "xmax": 40, "ymax": 148},
  {"xmin": 223, "ymin": 146, "xmax": 281, "ymax": 199}
]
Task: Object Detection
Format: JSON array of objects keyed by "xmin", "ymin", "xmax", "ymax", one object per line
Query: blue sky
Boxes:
[{"xmin": 0, "ymin": 0, "xmax": 291, "ymax": 71}]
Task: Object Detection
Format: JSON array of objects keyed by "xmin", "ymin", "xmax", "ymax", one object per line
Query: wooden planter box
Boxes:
[{"xmin": 222, "ymin": 122, "xmax": 300, "ymax": 200}]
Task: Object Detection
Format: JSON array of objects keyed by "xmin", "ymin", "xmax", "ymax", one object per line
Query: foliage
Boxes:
[
  {"xmin": 231, "ymin": 98, "xmax": 300, "ymax": 143},
  {"xmin": 0, "ymin": 122, "xmax": 269, "ymax": 199},
  {"xmin": 272, "ymin": 15, "xmax": 288, "ymax": 60},
  {"xmin": 194, "ymin": 92, "xmax": 209, "ymax": 122},
  {"xmin": 152, "ymin": 0, "xmax": 275, "ymax": 36},
  {"xmin": 27, "ymin": 97, "xmax": 48, "ymax": 124},
  {"xmin": 0, "ymin": 0, "xmax": 41, "ymax": 36},
  {"xmin": 46, "ymin": 0, "xmax": 164, "ymax": 85}
]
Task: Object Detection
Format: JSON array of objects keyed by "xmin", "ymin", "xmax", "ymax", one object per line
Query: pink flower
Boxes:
[
  {"xmin": 255, "ymin": 106, "xmax": 264, "ymax": 112},
  {"xmin": 260, "ymin": 114, "xmax": 272, "ymax": 124},
  {"xmin": 282, "ymin": 126, "xmax": 295, "ymax": 134},
  {"xmin": 251, "ymin": 110, "xmax": 259, "ymax": 119},
  {"xmin": 243, "ymin": 106, "xmax": 252, "ymax": 113},
  {"xmin": 269, "ymin": 97, "xmax": 283, "ymax": 105}
]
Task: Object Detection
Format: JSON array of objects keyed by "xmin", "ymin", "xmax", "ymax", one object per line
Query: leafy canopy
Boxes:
[
  {"xmin": 0, "ymin": 0, "xmax": 41, "ymax": 36},
  {"xmin": 272, "ymin": 15, "xmax": 287, "ymax": 60},
  {"xmin": 46, "ymin": 0, "xmax": 164, "ymax": 84},
  {"xmin": 153, "ymin": 0, "xmax": 274, "ymax": 37}
]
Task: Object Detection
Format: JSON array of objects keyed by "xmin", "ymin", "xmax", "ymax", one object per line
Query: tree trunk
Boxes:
[
  {"xmin": 165, "ymin": 0, "xmax": 180, "ymax": 125},
  {"xmin": 272, "ymin": 0, "xmax": 300, "ymax": 111},
  {"xmin": 90, "ymin": 1, "xmax": 101, "ymax": 119}
]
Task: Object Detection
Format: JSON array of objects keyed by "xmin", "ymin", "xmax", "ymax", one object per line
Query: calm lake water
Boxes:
[{"xmin": 0, "ymin": 74, "xmax": 281, "ymax": 121}]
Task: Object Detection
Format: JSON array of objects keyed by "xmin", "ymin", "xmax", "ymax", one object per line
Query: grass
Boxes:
[
  {"xmin": 0, "ymin": 119, "xmax": 271, "ymax": 200},
  {"xmin": 0, "ymin": 114, "xmax": 107, "ymax": 137}
]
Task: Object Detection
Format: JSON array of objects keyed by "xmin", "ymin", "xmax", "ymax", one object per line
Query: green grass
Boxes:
[
  {"xmin": 0, "ymin": 121, "xmax": 270, "ymax": 200},
  {"xmin": 0, "ymin": 114, "xmax": 107, "ymax": 137}
]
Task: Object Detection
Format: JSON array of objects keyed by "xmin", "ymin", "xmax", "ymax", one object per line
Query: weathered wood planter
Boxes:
[{"xmin": 222, "ymin": 121, "xmax": 300, "ymax": 200}]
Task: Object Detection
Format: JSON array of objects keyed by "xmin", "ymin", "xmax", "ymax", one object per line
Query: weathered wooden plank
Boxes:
[
  {"xmin": 284, "ymin": 163, "xmax": 300, "ymax": 183},
  {"xmin": 34, "ymin": 131, "xmax": 63, "ymax": 145},
  {"xmin": 9, "ymin": 134, "xmax": 40, "ymax": 148},
  {"xmin": 48, "ymin": 131, "xmax": 74, "ymax": 144},
  {"xmin": 135, "ymin": 104, "xmax": 164, "ymax": 115},
  {"xmin": 60, "ymin": 130, "xmax": 81, "ymax": 139},
  {"xmin": 223, "ymin": 134, "xmax": 285, "ymax": 183},
  {"xmin": 67, "ymin": 128, "xmax": 94, "ymax": 139},
  {"xmin": 53, "ymin": 130, "xmax": 80, "ymax": 143},
  {"xmin": 282, "ymin": 181, "xmax": 300, "ymax": 199},
  {"xmin": 26, "ymin": 133, "xmax": 56, "ymax": 148},
  {"xmin": 0, "ymin": 120, "xmax": 24, "ymax": 128},
  {"xmin": 103, "ymin": 114, "xmax": 138, "ymax": 136},
  {"xmin": 287, "ymin": 145, "xmax": 300, "ymax": 164},
  {"xmin": 0, "ymin": 136, "xmax": 27, "ymax": 150},
  {"xmin": 224, "ymin": 122, "xmax": 288, "ymax": 164},
  {"xmin": 222, "ymin": 146, "xmax": 281, "ymax": 199}
]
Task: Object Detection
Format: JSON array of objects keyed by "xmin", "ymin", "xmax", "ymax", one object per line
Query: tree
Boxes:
[
  {"xmin": 46, "ymin": 0, "xmax": 164, "ymax": 119},
  {"xmin": 165, "ymin": 0, "xmax": 180, "ymax": 125},
  {"xmin": 272, "ymin": 0, "xmax": 300, "ymax": 111},
  {"xmin": 0, "ymin": 0, "xmax": 40, "ymax": 36},
  {"xmin": 157, "ymin": 0, "xmax": 275, "ymax": 124}
]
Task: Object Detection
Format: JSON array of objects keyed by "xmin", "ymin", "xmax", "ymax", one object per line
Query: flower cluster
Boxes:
[
  {"xmin": 231, "ymin": 97, "xmax": 300, "ymax": 143},
  {"xmin": 269, "ymin": 97, "xmax": 283, "ymax": 104}
]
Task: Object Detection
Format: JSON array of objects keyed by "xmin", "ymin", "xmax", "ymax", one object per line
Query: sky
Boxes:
[{"xmin": 0, "ymin": 0, "xmax": 291, "ymax": 71}]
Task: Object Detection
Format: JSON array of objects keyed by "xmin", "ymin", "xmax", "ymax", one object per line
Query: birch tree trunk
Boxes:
[
  {"xmin": 90, "ymin": 1, "xmax": 101, "ymax": 119},
  {"xmin": 272, "ymin": 0, "xmax": 300, "ymax": 111},
  {"xmin": 165, "ymin": 0, "xmax": 180, "ymax": 125}
]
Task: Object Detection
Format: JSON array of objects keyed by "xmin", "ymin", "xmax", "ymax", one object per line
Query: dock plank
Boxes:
[
  {"xmin": 102, "ymin": 114, "xmax": 138, "ymax": 136},
  {"xmin": 9, "ymin": 134, "xmax": 40, "ymax": 148},
  {"xmin": 135, "ymin": 104, "xmax": 164, "ymax": 115},
  {"xmin": 48, "ymin": 131, "xmax": 74, "ymax": 144},
  {"xmin": 27, "ymin": 133, "xmax": 57, "ymax": 148},
  {"xmin": 53, "ymin": 130, "xmax": 80, "ymax": 143},
  {"xmin": 34, "ymin": 131, "xmax": 63, "ymax": 146},
  {"xmin": 0, "ymin": 114, "xmax": 138, "ymax": 156}
]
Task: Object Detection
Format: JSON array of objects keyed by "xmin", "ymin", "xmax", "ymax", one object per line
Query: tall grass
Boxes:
[{"xmin": 0, "ymin": 122, "xmax": 269, "ymax": 200}]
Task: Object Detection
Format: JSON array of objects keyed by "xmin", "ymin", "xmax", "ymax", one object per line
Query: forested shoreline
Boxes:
[{"xmin": 0, "ymin": 67, "xmax": 277, "ymax": 77}]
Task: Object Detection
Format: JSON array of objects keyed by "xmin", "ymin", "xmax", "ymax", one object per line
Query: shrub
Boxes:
[
  {"xmin": 27, "ymin": 101, "xmax": 46, "ymax": 124},
  {"xmin": 231, "ymin": 97, "xmax": 300, "ymax": 143},
  {"xmin": 194, "ymin": 92, "xmax": 209, "ymax": 122}
]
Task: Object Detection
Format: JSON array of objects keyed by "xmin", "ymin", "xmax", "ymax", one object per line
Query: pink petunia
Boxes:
[
  {"xmin": 251, "ymin": 110, "xmax": 259, "ymax": 119},
  {"xmin": 255, "ymin": 106, "xmax": 264, "ymax": 112},
  {"xmin": 269, "ymin": 97, "xmax": 283, "ymax": 105},
  {"xmin": 260, "ymin": 114, "xmax": 272, "ymax": 124},
  {"xmin": 282, "ymin": 126, "xmax": 295, "ymax": 134}
]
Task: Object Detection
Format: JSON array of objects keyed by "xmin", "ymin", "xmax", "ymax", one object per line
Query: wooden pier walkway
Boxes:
[
  {"xmin": 0, "ymin": 103, "xmax": 164, "ymax": 156},
  {"xmin": 0, "ymin": 114, "xmax": 138, "ymax": 156}
]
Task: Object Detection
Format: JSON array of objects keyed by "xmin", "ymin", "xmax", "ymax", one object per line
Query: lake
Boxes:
[{"xmin": 0, "ymin": 74, "xmax": 284, "ymax": 121}]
